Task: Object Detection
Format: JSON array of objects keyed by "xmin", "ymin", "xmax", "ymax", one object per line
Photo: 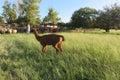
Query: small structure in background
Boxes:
[
  {"xmin": 26, "ymin": 24, "xmax": 30, "ymax": 33},
  {"xmin": 40, "ymin": 22, "xmax": 59, "ymax": 33}
]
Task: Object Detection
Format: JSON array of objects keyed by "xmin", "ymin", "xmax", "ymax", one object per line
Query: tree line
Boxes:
[
  {"xmin": 2, "ymin": 0, "xmax": 42, "ymax": 26},
  {"xmin": 0, "ymin": 0, "xmax": 61, "ymax": 27},
  {"xmin": 70, "ymin": 4, "xmax": 120, "ymax": 32},
  {"xmin": 0, "ymin": 0, "xmax": 120, "ymax": 32}
]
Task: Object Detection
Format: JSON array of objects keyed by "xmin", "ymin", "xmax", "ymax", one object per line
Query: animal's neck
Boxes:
[{"xmin": 33, "ymin": 29, "xmax": 40, "ymax": 41}]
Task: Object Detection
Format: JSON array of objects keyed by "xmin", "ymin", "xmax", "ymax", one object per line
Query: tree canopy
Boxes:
[
  {"xmin": 21, "ymin": 0, "xmax": 41, "ymax": 25},
  {"xmin": 96, "ymin": 4, "xmax": 120, "ymax": 32},
  {"xmin": 71, "ymin": 7, "xmax": 98, "ymax": 28},
  {"xmin": 0, "ymin": 16, "xmax": 4, "ymax": 25},
  {"xmin": 43, "ymin": 8, "xmax": 61, "ymax": 25},
  {"xmin": 1, "ymin": 0, "xmax": 120, "ymax": 32},
  {"xmin": 2, "ymin": 0, "xmax": 42, "ymax": 26},
  {"xmin": 2, "ymin": 0, "xmax": 17, "ymax": 24}
]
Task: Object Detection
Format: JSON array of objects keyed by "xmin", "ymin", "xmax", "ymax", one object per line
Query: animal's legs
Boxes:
[
  {"xmin": 53, "ymin": 44, "xmax": 59, "ymax": 52},
  {"xmin": 42, "ymin": 45, "xmax": 47, "ymax": 53},
  {"xmin": 58, "ymin": 43, "xmax": 63, "ymax": 52}
]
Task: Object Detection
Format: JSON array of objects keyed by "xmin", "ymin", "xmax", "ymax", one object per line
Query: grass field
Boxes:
[{"xmin": 0, "ymin": 31, "xmax": 120, "ymax": 80}]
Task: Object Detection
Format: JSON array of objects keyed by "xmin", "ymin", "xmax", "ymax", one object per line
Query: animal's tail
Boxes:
[
  {"xmin": 60, "ymin": 35, "xmax": 65, "ymax": 41},
  {"xmin": 62, "ymin": 36, "xmax": 65, "ymax": 41}
]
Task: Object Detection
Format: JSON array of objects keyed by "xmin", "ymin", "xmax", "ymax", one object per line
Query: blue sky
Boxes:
[{"xmin": 0, "ymin": 0, "xmax": 120, "ymax": 22}]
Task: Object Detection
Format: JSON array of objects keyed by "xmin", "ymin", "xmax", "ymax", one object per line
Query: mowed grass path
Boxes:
[{"xmin": 0, "ymin": 32, "xmax": 120, "ymax": 80}]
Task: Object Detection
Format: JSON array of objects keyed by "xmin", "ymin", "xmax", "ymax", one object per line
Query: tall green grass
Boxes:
[{"xmin": 0, "ymin": 32, "xmax": 120, "ymax": 80}]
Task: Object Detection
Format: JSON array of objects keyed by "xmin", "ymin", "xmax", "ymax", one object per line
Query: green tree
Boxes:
[
  {"xmin": 71, "ymin": 7, "xmax": 98, "ymax": 29},
  {"xmin": 0, "ymin": 16, "xmax": 4, "ymax": 25},
  {"xmin": 15, "ymin": 0, "xmax": 41, "ymax": 26},
  {"xmin": 96, "ymin": 4, "xmax": 120, "ymax": 32},
  {"xmin": 43, "ymin": 8, "xmax": 61, "ymax": 25},
  {"xmin": 2, "ymin": 0, "xmax": 17, "ymax": 24},
  {"xmin": 16, "ymin": 17, "xmax": 28, "ymax": 26},
  {"xmin": 17, "ymin": 0, "xmax": 24, "ymax": 17},
  {"xmin": 36, "ymin": 17, "xmax": 42, "ymax": 26},
  {"xmin": 16, "ymin": 0, "xmax": 28, "ymax": 26},
  {"xmin": 57, "ymin": 22, "xmax": 66, "ymax": 27},
  {"xmin": 96, "ymin": 11, "xmax": 112, "ymax": 32},
  {"xmin": 111, "ymin": 4, "xmax": 120, "ymax": 29},
  {"xmin": 22, "ymin": 0, "xmax": 41, "ymax": 25}
]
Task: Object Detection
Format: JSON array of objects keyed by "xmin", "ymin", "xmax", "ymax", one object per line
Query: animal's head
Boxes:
[
  {"xmin": 32, "ymin": 28, "xmax": 38, "ymax": 31},
  {"xmin": 32, "ymin": 28, "xmax": 37, "ymax": 30},
  {"xmin": 32, "ymin": 28, "xmax": 40, "ymax": 34}
]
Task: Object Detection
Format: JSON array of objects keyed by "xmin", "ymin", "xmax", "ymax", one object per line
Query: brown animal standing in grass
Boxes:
[{"xmin": 32, "ymin": 28, "xmax": 65, "ymax": 53}]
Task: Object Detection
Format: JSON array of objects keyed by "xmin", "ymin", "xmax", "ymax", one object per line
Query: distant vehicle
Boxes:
[{"xmin": 52, "ymin": 28, "xmax": 59, "ymax": 32}]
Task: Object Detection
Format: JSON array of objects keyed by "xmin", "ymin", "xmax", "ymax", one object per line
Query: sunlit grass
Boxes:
[{"xmin": 0, "ymin": 32, "xmax": 120, "ymax": 80}]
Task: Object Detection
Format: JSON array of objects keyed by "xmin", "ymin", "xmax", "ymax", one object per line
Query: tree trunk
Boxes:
[{"xmin": 105, "ymin": 29, "xmax": 110, "ymax": 32}]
